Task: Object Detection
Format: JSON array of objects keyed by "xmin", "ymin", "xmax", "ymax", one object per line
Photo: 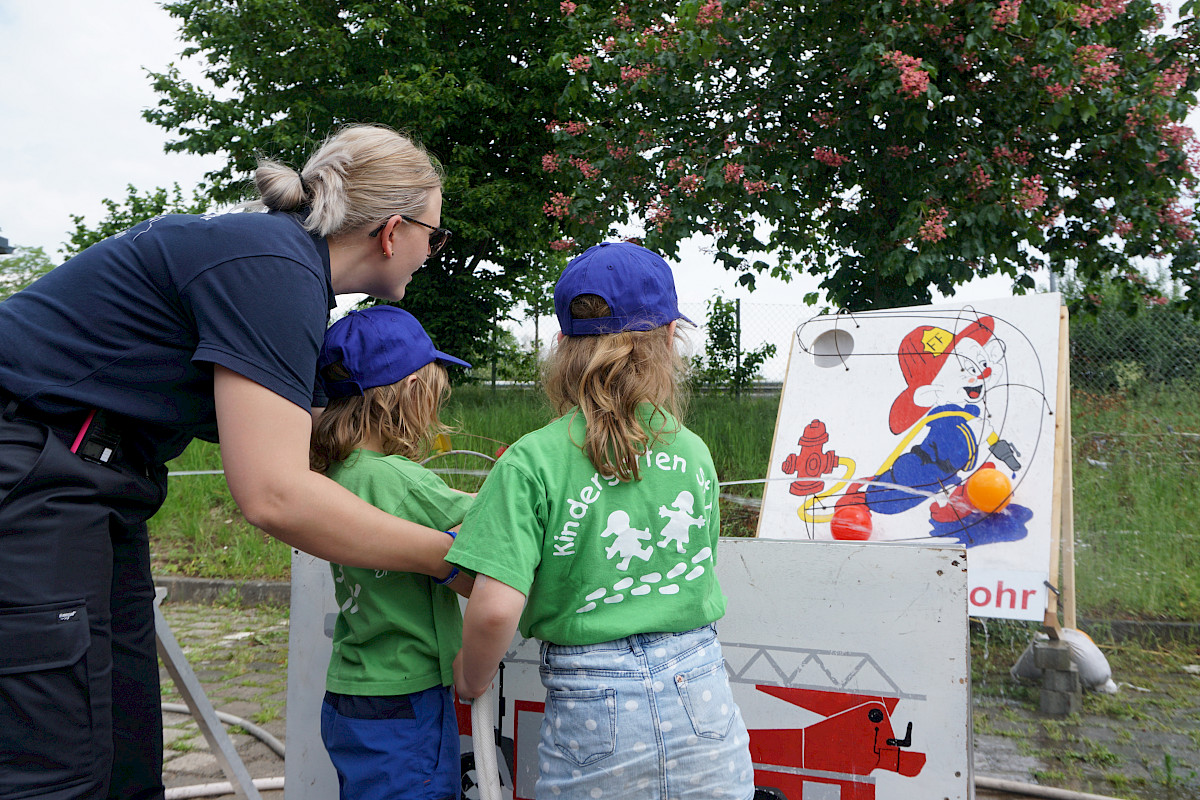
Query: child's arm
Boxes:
[{"xmin": 453, "ymin": 575, "xmax": 526, "ymax": 699}]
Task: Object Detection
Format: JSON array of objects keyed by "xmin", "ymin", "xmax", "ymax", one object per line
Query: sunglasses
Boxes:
[{"xmin": 369, "ymin": 215, "xmax": 452, "ymax": 256}]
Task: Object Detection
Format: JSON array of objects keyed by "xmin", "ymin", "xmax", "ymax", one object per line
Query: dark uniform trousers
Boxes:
[{"xmin": 0, "ymin": 408, "xmax": 168, "ymax": 800}]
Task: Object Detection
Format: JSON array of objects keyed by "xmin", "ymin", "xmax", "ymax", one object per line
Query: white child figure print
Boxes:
[
  {"xmin": 600, "ymin": 510, "xmax": 654, "ymax": 570},
  {"xmin": 658, "ymin": 491, "xmax": 704, "ymax": 554}
]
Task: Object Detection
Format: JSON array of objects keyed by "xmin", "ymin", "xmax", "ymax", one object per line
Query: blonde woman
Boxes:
[
  {"xmin": 450, "ymin": 243, "xmax": 755, "ymax": 800},
  {"xmin": 0, "ymin": 124, "xmax": 467, "ymax": 799},
  {"xmin": 311, "ymin": 305, "xmax": 472, "ymax": 800}
]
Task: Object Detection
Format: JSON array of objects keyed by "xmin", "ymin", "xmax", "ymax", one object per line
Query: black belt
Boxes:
[{"xmin": 0, "ymin": 388, "xmax": 144, "ymax": 471}]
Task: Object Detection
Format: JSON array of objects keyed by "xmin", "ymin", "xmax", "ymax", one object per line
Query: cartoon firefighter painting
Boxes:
[{"xmin": 782, "ymin": 315, "xmax": 1034, "ymax": 545}]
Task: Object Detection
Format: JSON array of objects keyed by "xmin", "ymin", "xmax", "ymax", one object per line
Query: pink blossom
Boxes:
[
  {"xmin": 811, "ymin": 111, "xmax": 839, "ymax": 128},
  {"xmin": 602, "ymin": 37, "xmax": 618, "ymax": 53},
  {"xmin": 678, "ymin": 174, "xmax": 703, "ymax": 195},
  {"xmin": 992, "ymin": 145, "xmax": 1033, "ymax": 166},
  {"xmin": 560, "ymin": 0, "xmax": 576, "ymax": 14},
  {"xmin": 569, "ymin": 157, "xmax": 601, "ymax": 180},
  {"xmin": 568, "ymin": 55, "xmax": 592, "ymax": 72},
  {"xmin": 968, "ymin": 165, "xmax": 993, "ymax": 191},
  {"xmin": 541, "ymin": 153, "xmax": 561, "ymax": 172},
  {"xmin": 919, "ymin": 207, "xmax": 949, "ymax": 243},
  {"xmin": 813, "ymin": 146, "xmax": 850, "ymax": 167},
  {"xmin": 606, "ymin": 142, "xmax": 632, "ymax": 160},
  {"xmin": 542, "ymin": 192, "xmax": 572, "ymax": 219},
  {"xmin": 550, "ymin": 238, "xmax": 576, "ymax": 251},
  {"xmin": 882, "ymin": 51, "xmax": 930, "ymax": 100},
  {"xmin": 1045, "ymin": 82, "xmax": 1073, "ymax": 100},
  {"xmin": 613, "ymin": 5, "xmax": 633, "ymax": 30},
  {"xmin": 1029, "ymin": 64, "xmax": 1053, "ymax": 80},
  {"xmin": 723, "ymin": 163, "xmax": 744, "ymax": 184},
  {"xmin": 991, "ymin": 0, "xmax": 1021, "ymax": 28},
  {"xmin": 545, "ymin": 120, "xmax": 589, "ymax": 135},
  {"xmin": 887, "ymin": 145, "xmax": 912, "ymax": 159},
  {"xmin": 1075, "ymin": 44, "xmax": 1120, "ymax": 89},
  {"xmin": 1154, "ymin": 64, "xmax": 1190, "ymax": 98},
  {"xmin": 696, "ymin": 0, "xmax": 723, "ymax": 26},
  {"xmin": 620, "ymin": 64, "xmax": 657, "ymax": 83},
  {"xmin": 1159, "ymin": 200, "xmax": 1194, "ymax": 240},
  {"xmin": 1159, "ymin": 123, "xmax": 1193, "ymax": 148},
  {"xmin": 1113, "ymin": 219, "xmax": 1134, "ymax": 236},
  {"xmin": 743, "ymin": 180, "xmax": 771, "ymax": 195},
  {"xmin": 1073, "ymin": 0, "xmax": 1128, "ymax": 27},
  {"xmin": 647, "ymin": 202, "xmax": 673, "ymax": 231},
  {"xmin": 1015, "ymin": 175, "xmax": 1047, "ymax": 210}
]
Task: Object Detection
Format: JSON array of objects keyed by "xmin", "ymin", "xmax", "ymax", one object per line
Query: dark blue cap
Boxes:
[
  {"xmin": 319, "ymin": 306, "xmax": 471, "ymax": 399},
  {"xmin": 554, "ymin": 242, "xmax": 693, "ymax": 335}
]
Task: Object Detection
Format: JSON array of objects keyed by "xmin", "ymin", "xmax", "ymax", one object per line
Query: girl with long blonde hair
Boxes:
[{"xmin": 449, "ymin": 242, "xmax": 755, "ymax": 800}]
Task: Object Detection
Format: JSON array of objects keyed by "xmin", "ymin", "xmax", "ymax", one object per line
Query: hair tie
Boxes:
[{"xmin": 298, "ymin": 173, "xmax": 311, "ymax": 197}]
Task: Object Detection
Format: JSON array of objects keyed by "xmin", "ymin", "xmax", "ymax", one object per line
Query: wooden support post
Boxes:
[
  {"xmin": 1062, "ymin": 365, "xmax": 1077, "ymax": 630},
  {"xmin": 1043, "ymin": 306, "xmax": 1072, "ymax": 639}
]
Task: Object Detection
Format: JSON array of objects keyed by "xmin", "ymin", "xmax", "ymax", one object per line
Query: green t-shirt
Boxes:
[
  {"xmin": 448, "ymin": 406, "xmax": 727, "ymax": 646},
  {"xmin": 325, "ymin": 449, "xmax": 473, "ymax": 695}
]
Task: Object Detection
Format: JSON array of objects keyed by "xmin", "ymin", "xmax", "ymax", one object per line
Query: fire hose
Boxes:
[{"xmin": 470, "ymin": 682, "xmax": 504, "ymax": 800}]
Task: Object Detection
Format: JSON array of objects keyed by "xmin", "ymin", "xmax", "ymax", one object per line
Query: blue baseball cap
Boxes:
[
  {"xmin": 318, "ymin": 306, "xmax": 471, "ymax": 399},
  {"xmin": 554, "ymin": 242, "xmax": 693, "ymax": 335}
]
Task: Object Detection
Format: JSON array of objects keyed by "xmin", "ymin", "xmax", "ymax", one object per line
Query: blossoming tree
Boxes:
[{"xmin": 545, "ymin": 0, "xmax": 1200, "ymax": 312}]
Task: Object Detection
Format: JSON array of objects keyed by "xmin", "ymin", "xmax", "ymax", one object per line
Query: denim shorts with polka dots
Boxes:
[{"xmin": 536, "ymin": 624, "xmax": 755, "ymax": 800}]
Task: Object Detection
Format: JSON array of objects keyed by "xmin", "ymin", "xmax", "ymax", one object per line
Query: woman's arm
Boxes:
[
  {"xmin": 454, "ymin": 575, "xmax": 527, "ymax": 699},
  {"xmin": 214, "ymin": 365, "xmax": 455, "ymax": 577}
]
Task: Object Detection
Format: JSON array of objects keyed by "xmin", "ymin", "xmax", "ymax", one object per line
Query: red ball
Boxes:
[{"xmin": 830, "ymin": 504, "xmax": 872, "ymax": 540}]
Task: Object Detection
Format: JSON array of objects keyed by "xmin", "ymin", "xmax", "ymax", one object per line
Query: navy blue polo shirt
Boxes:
[{"xmin": 0, "ymin": 210, "xmax": 335, "ymax": 465}]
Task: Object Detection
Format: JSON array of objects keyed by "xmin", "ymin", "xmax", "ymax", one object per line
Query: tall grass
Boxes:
[
  {"xmin": 149, "ymin": 384, "xmax": 1199, "ymax": 620},
  {"xmin": 1072, "ymin": 383, "xmax": 1200, "ymax": 620},
  {"xmin": 151, "ymin": 440, "xmax": 291, "ymax": 580}
]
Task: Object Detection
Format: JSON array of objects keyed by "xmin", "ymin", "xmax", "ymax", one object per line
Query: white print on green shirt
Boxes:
[
  {"xmin": 553, "ymin": 446, "xmax": 697, "ymax": 558},
  {"xmin": 575, "ymin": 545, "xmax": 715, "ymax": 614},
  {"xmin": 334, "ymin": 565, "xmax": 361, "ymax": 615}
]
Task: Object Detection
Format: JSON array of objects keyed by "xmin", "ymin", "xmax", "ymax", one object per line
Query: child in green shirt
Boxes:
[
  {"xmin": 311, "ymin": 305, "xmax": 472, "ymax": 800},
  {"xmin": 449, "ymin": 242, "xmax": 754, "ymax": 800}
]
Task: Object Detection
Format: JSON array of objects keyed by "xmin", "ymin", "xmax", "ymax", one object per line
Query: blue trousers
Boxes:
[
  {"xmin": 0, "ymin": 409, "xmax": 167, "ymax": 799},
  {"xmin": 321, "ymin": 686, "xmax": 461, "ymax": 800}
]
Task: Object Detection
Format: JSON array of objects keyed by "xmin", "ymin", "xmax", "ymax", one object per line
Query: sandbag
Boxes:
[{"xmin": 1010, "ymin": 628, "xmax": 1118, "ymax": 694}]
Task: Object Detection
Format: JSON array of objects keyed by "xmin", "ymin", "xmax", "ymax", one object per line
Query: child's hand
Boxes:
[
  {"xmin": 447, "ymin": 571, "xmax": 474, "ymax": 598},
  {"xmin": 453, "ymin": 649, "xmax": 491, "ymax": 700}
]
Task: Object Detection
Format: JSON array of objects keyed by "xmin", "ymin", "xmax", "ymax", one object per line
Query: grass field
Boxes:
[{"xmin": 148, "ymin": 384, "xmax": 1200, "ymax": 620}]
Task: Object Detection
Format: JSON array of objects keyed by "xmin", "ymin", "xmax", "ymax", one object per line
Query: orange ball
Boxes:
[
  {"xmin": 830, "ymin": 504, "xmax": 872, "ymax": 540},
  {"xmin": 966, "ymin": 468, "xmax": 1012, "ymax": 513}
]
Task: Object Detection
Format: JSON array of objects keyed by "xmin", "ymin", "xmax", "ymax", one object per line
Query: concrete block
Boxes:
[
  {"xmin": 1033, "ymin": 639, "xmax": 1073, "ymax": 671},
  {"xmin": 1042, "ymin": 666, "xmax": 1081, "ymax": 693},
  {"xmin": 1039, "ymin": 688, "xmax": 1081, "ymax": 716}
]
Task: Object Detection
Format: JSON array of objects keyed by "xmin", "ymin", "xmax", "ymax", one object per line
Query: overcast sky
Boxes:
[{"xmin": 10, "ymin": 0, "xmax": 1180, "ymax": 316}]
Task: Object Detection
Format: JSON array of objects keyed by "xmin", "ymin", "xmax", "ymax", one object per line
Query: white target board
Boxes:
[
  {"xmin": 287, "ymin": 538, "xmax": 971, "ymax": 800},
  {"xmin": 757, "ymin": 294, "xmax": 1062, "ymax": 621}
]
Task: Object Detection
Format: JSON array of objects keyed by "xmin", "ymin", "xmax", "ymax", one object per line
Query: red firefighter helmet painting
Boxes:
[{"xmin": 888, "ymin": 317, "xmax": 995, "ymax": 435}]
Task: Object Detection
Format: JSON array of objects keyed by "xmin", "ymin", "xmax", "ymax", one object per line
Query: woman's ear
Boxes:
[{"xmin": 380, "ymin": 215, "xmax": 404, "ymax": 258}]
